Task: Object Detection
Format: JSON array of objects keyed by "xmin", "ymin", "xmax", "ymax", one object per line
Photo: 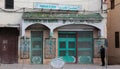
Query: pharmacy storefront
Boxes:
[{"xmin": 20, "ymin": 3, "xmax": 106, "ymax": 64}]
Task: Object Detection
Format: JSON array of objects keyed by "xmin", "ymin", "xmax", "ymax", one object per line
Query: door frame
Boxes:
[
  {"xmin": 0, "ymin": 28, "xmax": 19, "ymax": 64},
  {"xmin": 58, "ymin": 31, "xmax": 94, "ymax": 64},
  {"xmin": 77, "ymin": 31, "xmax": 93, "ymax": 64},
  {"xmin": 30, "ymin": 31, "xmax": 43, "ymax": 64},
  {"xmin": 58, "ymin": 31, "xmax": 77, "ymax": 63}
]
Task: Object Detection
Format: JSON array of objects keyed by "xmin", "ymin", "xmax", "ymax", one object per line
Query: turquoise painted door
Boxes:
[
  {"xmin": 77, "ymin": 31, "xmax": 93, "ymax": 64},
  {"xmin": 31, "ymin": 31, "xmax": 43, "ymax": 64},
  {"xmin": 58, "ymin": 32, "xmax": 76, "ymax": 63}
]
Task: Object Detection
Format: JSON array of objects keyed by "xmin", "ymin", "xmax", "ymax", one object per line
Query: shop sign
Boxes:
[{"xmin": 34, "ymin": 2, "xmax": 81, "ymax": 11}]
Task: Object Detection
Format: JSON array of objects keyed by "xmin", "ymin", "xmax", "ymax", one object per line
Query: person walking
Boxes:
[{"xmin": 100, "ymin": 45, "xmax": 105, "ymax": 66}]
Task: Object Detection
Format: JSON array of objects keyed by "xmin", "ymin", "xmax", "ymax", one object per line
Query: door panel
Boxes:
[
  {"xmin": 31, "ymin": 31, "xmax": 43, "ymax": 64},
  {"xmin": 58, "ymin": 32, "xmax": 76, "ymax": 63},
  {"xmin": 0, "ymin": 28, "xmax": 18, "ymax": 64},
  {"xmin": 77, "ymin": 31, "xmax": 93, "ymax": 64}
]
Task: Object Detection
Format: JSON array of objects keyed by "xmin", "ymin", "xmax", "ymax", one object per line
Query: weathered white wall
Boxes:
[
  {"xmin": 0, "ymin": 0, "xmax": 4, "ymax": 8},
  {"xmin": 0, "ymin": 0, "xmax": 103, "ymax": 26},
  {"xmin": 21, "ymin": 18, "xmax": 107, "ymax": 38},
  {"xmin": 59, "ymin": 0, "xmax": 102, "ymax": 11},
  {"xmin": 0, "ymin": 12, "xmax": 22, "ymax": 26},
  {"xmin": 0, "ymin": 0, "xmax": 107, "ymax": 38},
  {"xmin": 0, "ymin": 0, "xmax": 102, "ymax": 11}
]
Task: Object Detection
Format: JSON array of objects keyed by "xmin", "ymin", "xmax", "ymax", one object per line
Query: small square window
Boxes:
[{"xmin": 5, "ymin": 0, "xmax": 14, "ymax": 9}]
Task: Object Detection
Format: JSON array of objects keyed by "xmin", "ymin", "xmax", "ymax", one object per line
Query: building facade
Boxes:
[
  {"xmin": 107, "ymin": 0, "xmax": 120, "ymax": 64},
  {"xmin": 0, "ymin": 0, "xmax": 107, "ymax": 64}
]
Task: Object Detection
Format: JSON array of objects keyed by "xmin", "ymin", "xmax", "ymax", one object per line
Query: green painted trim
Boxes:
[
  {"xmin": 78, "ymin": 48, "xmax": 92, "ymax": 50},
  {"xmin": 78, "ymin": 38, "xmax": 93, "ymax": 41},
  {"xmin": 58, "ymin": 31, "xmax": 76, "ymax": 34},
  {"xmin": 23, "ymin": 12, "xmax": 103, "ymax": 20}
]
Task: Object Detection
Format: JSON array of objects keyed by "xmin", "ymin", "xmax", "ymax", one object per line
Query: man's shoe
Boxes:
[{"xmin": 101, "ymin": 65, "xmax": 105, "ymax": 66}]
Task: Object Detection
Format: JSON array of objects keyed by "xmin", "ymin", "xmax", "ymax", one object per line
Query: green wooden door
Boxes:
[
  {"xmin": 31, "ymin": 31, "xmax": 43, "ymax": 64},
  {"xmin": 58, "ymin": 32, "xmax": 76, "ymax": 63},
  {"xmin": 77, "ymin": 31, "xmax": 93, "ymax": 64}
]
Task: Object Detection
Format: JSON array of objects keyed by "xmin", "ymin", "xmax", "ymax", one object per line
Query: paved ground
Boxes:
[{"xmin": 0, "ymin": 64, "xmax": 120, "ymax": 69}]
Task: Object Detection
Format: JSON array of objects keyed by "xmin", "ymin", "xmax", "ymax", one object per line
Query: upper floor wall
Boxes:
[
  {"xmin": 0, "ymin": 0, "xmax": 107, "ymax": 12},
  {"xmin": 107, "ymin": 0, "xmax": 120, "ymax": 31}
]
